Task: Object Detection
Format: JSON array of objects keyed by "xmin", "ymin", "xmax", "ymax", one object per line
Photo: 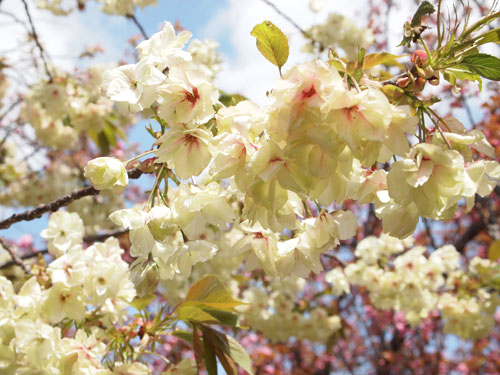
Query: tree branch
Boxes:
[
  {"xmin": 127, "ymin": 14, "xmax": 148, "ymax": 39},
  {"xmin": 0, "ymin": 229, "xmax": 130, "ymax": 270},
  {"xmin": 454, "ymin": 221, "xmax": 486, "ymax": 253},
  {"xmin": 20, "ymin": 0, "xmax": 53, "ymax": 80},
  {"xmin": 0, "ymin": 167, "xmax": 144, "ymax": 230},
  {"xmin": 423, "ymin": 218, "xmax": 437, "ymax": 248},
  {"xmin": 0, "ymin": 237, "xmax": 31, "ymax": 274}
]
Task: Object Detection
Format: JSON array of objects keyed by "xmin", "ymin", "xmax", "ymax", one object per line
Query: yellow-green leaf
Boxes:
[
  {"xmin": 225, "ymin": 335, "xmax": 254, "ymax": 375},
  {"xmin": 363, "ymin": 52, "xmax": 406, "ymax": 69},
  {"xmin": 251, "ymin": 21, "xmax": 289, "ymax": 73},
  {"xmin": 473, "ymin": 27, "xmax": 500, "ymax": 46},
  {"xmin": 185, "ymin": 275, "xmax": 245, "ymax": 310},
  {"xmin": 489, "ymin": 240, "xmax": 500, "ymax": 262},
  {"xmin": 129, "ymin": 294, "xmax": 155, "ymax": 310},
  {"xmin": 177, "ymin": 304, "xmax": 221, "ymax": 324}
]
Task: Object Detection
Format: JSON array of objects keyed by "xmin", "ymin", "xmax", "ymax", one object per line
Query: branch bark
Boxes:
[
  {"xmin": 0, "ymin": 167, "xmax": 144, "ymax": 230},
  {"xmin": 20, "ymin": 0, "xmax": 53, "ymax": 80},
  {"xmin": 0, "ymin": 229, "xmax": 130, "ymax": 270},
  {"xmin": 0, "ymin": 237, "xmax": 31, "ymax": 274}
]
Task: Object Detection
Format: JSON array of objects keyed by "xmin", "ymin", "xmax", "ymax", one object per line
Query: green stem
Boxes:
[
  {"xmin": 424, "ymin": 108, "xmax": 453, "ymax": 149},
  {"xmin": 147, "ymin": 165, "xmax": 166, "ymax": 208},
  {"xmin": 461, "ymin": 10, "xmax": 500, "ymax": 40},
  {"xmin": 418, "ymin": 37, "xmax": 433, "ymax": 67},
  {"xmin": 437, "ymin": 0, "xmax": 443, "ymax": 50},
  {"xmin": 125, "ymin": 149, "xmax": 155, "ymax": 165},
  {"xmin": 302, "ymin": 200, "xmax": 311, "ymax": 218}
]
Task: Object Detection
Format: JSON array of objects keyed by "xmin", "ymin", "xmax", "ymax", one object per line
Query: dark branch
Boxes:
[
  {"xmin": 0, "ymin": 237, "xmax": 31, "ymax": 274},
  {"xmin": 454, "ymin": 221, "xmax": 486, "ymax": 253},
  {"xmin": 0, "ymin": 249, "xmax": 48, "ymax": 270},
  {"xmin": 423, "ymin": 218, "xmax": 437, "ymax": 248},
  {"xmin": 0, "ymin": 228, "xmax": 129, "ymax": 270},
  {"xmin": 20, "ymin": 0, "xmax": 53, "ymax": 80},
  {"xmin": 0, "ymin": 167, "xmax": 144, "ymax": 230},
  {"xmin": 128, "ymin": 14, "xmax": 148, "ymax": 39}
]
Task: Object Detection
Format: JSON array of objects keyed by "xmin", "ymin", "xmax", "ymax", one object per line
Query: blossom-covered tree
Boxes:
[{"xmin": 0, "ymin": 0, "xmax": 500, "ymax": 374}]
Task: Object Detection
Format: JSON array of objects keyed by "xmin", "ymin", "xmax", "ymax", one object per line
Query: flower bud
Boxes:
[
  {"xmin": 132, "ymin": 262, "xmax": 160, "ymax": 297},
  {"xmin": 411, "ymin": 49, "xmax": 428, "ymax": 67},
  {"xmin": 84, "ymin": 157, "xmax": 128, "ymax": 194}
]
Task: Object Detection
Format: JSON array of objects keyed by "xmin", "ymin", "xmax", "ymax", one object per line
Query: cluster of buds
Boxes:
[{"xmin": 396, "ymin": 50, "xmax": 440, "ymax": 92}]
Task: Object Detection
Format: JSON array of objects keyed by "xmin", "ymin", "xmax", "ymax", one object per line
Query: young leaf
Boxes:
[
  {"xmin": 185, "ymin": 275, "xmax": 245, "ymax": 310},
  {"xmin": 193, "ymin": 326, "xmax": 204, "ymax": 370},
  {"xmin": 443, "ymin": 66, "xmax": 482, "ymax": 91},
  {"xmin": 225, "ymin": 335, "xmax": 254, "ymax": 375},
  {"xmin": 460, "ymin": 53, "xmax": 500, "ymax": 81},
  {"xmin": 363, "ymin": 52, "xmax": 406, "ymax": 69},
  {"xmin": 472, "ymin": 27, "xmax": 500, "ymax": 46},
  {"xmin": 489, "ymin": 240, "xmax": 500, "ymax": 262},
  {"xmin": 251, "ymin": 21, "xmax": 289, "ymax": 75},
  {"xmin": 172, "ymin": 330, "xmax": 193, "ymax": 344},
  {"xmin": 411, "ymin": 1, "xmax": 435, "ymax": 27},
  {"xmin": 202, "ymin": 327, "xmax": 255, "ymax": 375},
  {"xmin": 129, "ymin": 294, "xmax": 155, "ymax": 310},
  {"xmin": 203, "ymin": 330, "xmax": 218, "ymax": 375},
  {"xmin": 176, "ymin": 304, "xmax": 221, "ymax": 324}
]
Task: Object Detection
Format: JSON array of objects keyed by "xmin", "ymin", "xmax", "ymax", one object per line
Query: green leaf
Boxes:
[
  {"xmin": 219, "ymin": 91, "xmax": 248, "ymax": 107},
  {"xmin": 201, "ymin": 308, "xmax": 240, "ymax": 327},
  {"xmin": 472, "ymin": 27, "xmax": 500, "ymax": 46},
  {"xmin": 202, "ymin": 327, "xmax": 254, "ymax": 375},
  {"xmin": 172, "ymin": 330, "xmax": 193, "ymax": 344},
  {"xmin": 176, "ymin": 275, "xmax": 247, "ymax": 324},
  {"xmin": 411, "ymin": 1, "xmax": 435, "ymax": 27},
  {"xmin": 460, "ymin": 53, "xmax": 500, "ymax": 81},
  {"xmin": 102, "ymin": 123, "xmax": 118, "ymax": 148},
  {"xmin": 203, "ymin": 330, "xmax": 218, "ymax": 375},
  {"xmin": 225, "ymin": 335, "xmax": 254, "ymax": 375},
  {"xmin": 363, "ymin": 52, "xmax": 406, "ymax": 69},
  {"xmin": 176, "ymin": 304, "xmax": 221, "ymax": 324},
  {"xmin": 443, "ymin": 65, "xmax": 482, "ymax": 91},
  {"xmin": 489, "ymin": 240, "xmax": 500, "ymax": 262},
  {"xmin": 193, "ymin": 327, "xmax": 204, "ymax": 370},
  {"xmin": 357, "ymin": 48, "xmax": 366, "ymax": 67},
  {"xmin": 129, "ymin": 294, "xmax": 155, "ymax": 310},
  {"xmin": 251, "ymin": 21, "xmax": 289, "ymax": 73},
  {"xmin": 185, "ymin": 275, "xmax": 245, "ymax": 310},
  {"xmin": 97, "ymin": 131, "xmax": 110, "ymax": 154}
]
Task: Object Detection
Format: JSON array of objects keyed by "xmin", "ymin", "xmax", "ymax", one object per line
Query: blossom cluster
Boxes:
[
  {"xmin": 20, "ymin": 65, "xmax": 134, "ymax": 149},
  {"xmin": 242, "ymin": 276, "xmax": 342, "ymax": 343},
  {"xmin": 332, "ymin": 235, "xmax": 500, "ymax": 339},
  {"xmin": 0, "ymin": 212, "xmax": 143, "ymax": 373},
  {"xmin": 304, "ymin": 13, "xmax": 374, "ymax": 58},
  {"xmin": 97, "ymin": 22, "xmax": 500, "ymax": 286}
]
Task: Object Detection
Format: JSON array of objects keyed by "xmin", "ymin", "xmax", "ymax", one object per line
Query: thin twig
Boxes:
[
  {"xmin": 260, "ymin": 0, "xmax": 324, "ymax": 50},
  {"xmin": 0, "ymin": 229, "xmax": 129, "ymax": 270},
  {"xmin": 20, "ymin": 0, "xmax": 53, "ymax": 80},
  {"xmin": 0, "ymin": 237, "xmax": 31, "ymax": 274},
  {"xmin": 83, "ymin": 228, "xmax": 129, "ymax": 243},
  {"xmin": 0, "ymin": 249, "xmax": 47, "ymax": 270},
  {"xmin": 128, "ymin": 14, "xmax": 148, "ymax": 39},
  {"xmin": 0, "ymin": 167, "xmax": 144, "ymax": 230},
  {"xmin": 423, "ymin": 218, "xmax": 437, "ymax": 248}
]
